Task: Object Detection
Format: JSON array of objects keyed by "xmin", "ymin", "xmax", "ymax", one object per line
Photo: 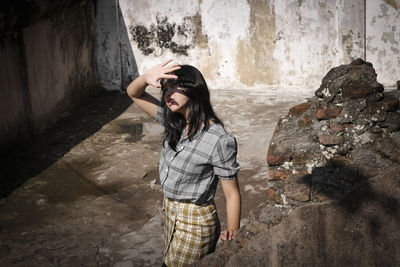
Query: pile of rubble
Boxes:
[
  {"xmin": 267, "ymin": 58, "xmax": 400, "ymax": 204},
  {"xmin": 194, "ymin": 59, "xmax": 400, "ymax": 266}
]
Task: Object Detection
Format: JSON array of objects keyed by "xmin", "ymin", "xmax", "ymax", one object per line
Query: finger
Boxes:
[
  {"xmin": 220, "ymin": 231, "xmax": 227, "ymax": 241},
  {"xmin": 166, "ymin": 65, "xmax": 181, "ymax": 72},
  {"xmin": 161, "ymin": 59, "xmax": 174, "ymax": 66},
  {"xmin": 227, "ymin": 230, "xmax": 232, "ymax": 240},
  {"xmin": 230, "ymin": 230, "xmax": 237, "ymax": 240},
  {"xmin": 162, "ymin": 74, "xmax": 178, "ymax": 80}
]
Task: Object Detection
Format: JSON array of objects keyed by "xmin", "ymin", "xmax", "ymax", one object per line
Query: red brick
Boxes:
[
  {"xmin": 268, "ymin": 169, "xmax": 289, "ymax": 181},
  {"xmin": 318, "ymin": 135, "xmax": 344, "ymax": 145},
  {"xmin": 267, "ymin": 146, "xmax": 291, "ymax": 166},
  {"xmin": 329, "ymin": 122, "xmax": 343, "ymax": 131},
  {"xmin": 316, "ymin": 106, "xmax": 342, "ymax": 120},
  {"xmin": 267, "ymin": 188, "xmax": 281, "ymax": 201},
  {"xmin": 267, "ymin": 153, "xmax": 290, "ymax": 166},
  {"xmin": 289, "ymin": 102, "xmax": 312, "ymax": 116}
]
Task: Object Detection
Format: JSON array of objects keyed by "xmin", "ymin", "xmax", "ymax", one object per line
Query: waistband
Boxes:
[{"xmin": 166, "ymin": 197, "xmax": 214, "ymax": 206}]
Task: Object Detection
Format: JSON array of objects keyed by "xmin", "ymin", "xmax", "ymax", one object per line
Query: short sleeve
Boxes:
[
  {"xmin": 212, "ymin": 134, "xmax": 240, "ymax": 179},
  {"xmin": 155, "ymin": 105, "xmax": 165, "ymax": 126}
]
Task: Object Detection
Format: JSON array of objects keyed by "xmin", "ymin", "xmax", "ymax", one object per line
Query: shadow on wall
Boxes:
[
  {"xmin": 296, "ymin": 160, "xmax": 400, "ymax": 234},
  {"xmin": 95, "ymin": 0, "xmax": 138, "ymax": 91},
  {"xmin": 118, "ymin": 4, "xmax": 138, "ymax": 90}
]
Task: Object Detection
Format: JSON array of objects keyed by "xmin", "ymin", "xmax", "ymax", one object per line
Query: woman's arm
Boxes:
[
  {"xmin": 126, "ymin": 59, "xmax": 180, "ymax": 119},
  {"xmin": 220, "ymin": 179, "xmax": 241, "ymax": 240}
]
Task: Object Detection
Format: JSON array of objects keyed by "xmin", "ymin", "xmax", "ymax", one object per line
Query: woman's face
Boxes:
[{"xmin": 163, "ymin": 82, "xmax": 189, "ymax": 116}]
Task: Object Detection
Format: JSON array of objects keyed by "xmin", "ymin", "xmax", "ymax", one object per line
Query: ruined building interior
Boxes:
[{"xmin": 1, "ymin": 0, "xmax": 400, "ymax": 266}]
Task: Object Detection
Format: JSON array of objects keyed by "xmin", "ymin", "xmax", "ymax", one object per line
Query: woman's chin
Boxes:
[{"xmin": 168, "ymin": 105, "xmax": 180, "ymax": 113}]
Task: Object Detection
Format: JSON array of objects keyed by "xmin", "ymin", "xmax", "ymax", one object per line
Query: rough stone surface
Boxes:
[
  {"xmin": 197, "ymin": 59, "xmax": 400, "ymax": 266},
  {"xmin": 315, "ymin": 58, "xmax": 384, "ymax": 102},
  {"xmin": 226, "ymin": 167, "xmax": 400, "ymax": 267}
]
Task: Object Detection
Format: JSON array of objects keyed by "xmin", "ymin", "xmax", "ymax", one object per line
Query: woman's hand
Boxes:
[
  {"xmin": 144, "ymin": 59, "xmax": 181, "ymax": 88},
  {"xmin": 220, "ymin": 179, "xmax": 241, "ymax": 241},
  {"xmin": 220, "ymin": 229, "xmax": 238, "ymax": 241}
]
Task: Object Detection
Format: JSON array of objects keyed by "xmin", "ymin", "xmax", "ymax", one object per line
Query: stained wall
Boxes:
[
  {"xmin": 118, "ymin": 0, "xmax": 399, "ymax": 91},
  {"xmin": 0, "ymin": 0, "xmax": 98, "ymax": 147},
  {"xmin": 367, "ymin": 0, "xmax": 400, "ymax": 87}
]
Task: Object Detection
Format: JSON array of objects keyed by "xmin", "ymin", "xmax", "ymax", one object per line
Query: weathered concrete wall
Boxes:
[
  {"xmin": 117, "ymin": 0, "xmax": 399, "ymax": 91},
  {"xmin": 0, "ymin": 35, "xmax": 32, "ymax": 144},
  {"xmin": 95, "ymin": 0, "xmax": 138, "ymax": 91},
  {"xmin": 367, "ymin": 0, "xmax": 400, "ymax": 87},
  {"xmin": 0, "ymin": 0, "xmax": 98, "ymax": 147},
  {"xmin": 119, "ymin": 0, "xmax": 368, "ymax": 91}
]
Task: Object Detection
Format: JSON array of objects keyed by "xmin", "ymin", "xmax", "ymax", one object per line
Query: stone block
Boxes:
[
  {"xmin": 316, "ymin": 106, "xmax": 342, "ymax": 120},
  {"xmin": 376, "ymin": 113, "xmax": 400, "ymax": 132},
  {"xmin": 284, "ymin": 174, "xmax": 311, "ymax": 202},
  {"xmin": 351, "ymin": 147, "xmax": 394, "ymax": 179},
  {"xmin": 329, "ymin": 122, "xmax": 343, "ymax": 131},
  {"xmin": 397, "ymin": 80, "xmax": 400, "ymax": 90},
  {"xmin": 310, "ymin": 167, "xmax": 352, "ymax": 201},
  {"xmin": 298, "ymin": 115, "xmax": 312, "ymax": 127},
  {"xmin": 375, "ymin": 137, "xmax": 400, "ymax": 164},
  {"xmin": 249, "ymin": 203, "xmax": 290, "ymax": 227},
  {"xmin": 289, "ymin": 102, "xmax": 312, "ymax": 116},
  {"xmin": 341, "ymin": 83, "xmax": 384, "ymax": 98},
  {"xmin": 318, "ymin": 135, "xmax": 343, "ymax": 145},
  {"xmin": 329, "ymin": 155, "xmax": 352, "ymax": 168},
  {"xmin": 364, "ymin": 98, "xmax": 399, "ymax": 113}
]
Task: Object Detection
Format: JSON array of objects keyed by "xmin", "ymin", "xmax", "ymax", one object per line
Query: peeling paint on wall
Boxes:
[
  {"xmin": 236, "ymin": 0, "xmax": 277, "ymax": 86},
  {"xmin": 367, "ymin": 0, "xmax": 400, "ymax": 87},
  {"xmin": 117, "ymin": 0, "xmax": 397, "ymax": 90}
]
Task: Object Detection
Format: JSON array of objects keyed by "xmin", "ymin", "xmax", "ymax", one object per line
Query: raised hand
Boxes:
[{"xmin": 144, "ymin": 59, "xmax": 181, "ymax": 88}]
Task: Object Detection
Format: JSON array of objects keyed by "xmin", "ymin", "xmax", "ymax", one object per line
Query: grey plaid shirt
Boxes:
[{"xmin": 155, "ymin": 106, "xmax": 240, "ymax": 204}]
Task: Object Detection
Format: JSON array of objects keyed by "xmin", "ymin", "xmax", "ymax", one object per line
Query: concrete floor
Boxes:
[{"xmin": 0, "ymin": 89, "xmax": 311, "ymax": 266}]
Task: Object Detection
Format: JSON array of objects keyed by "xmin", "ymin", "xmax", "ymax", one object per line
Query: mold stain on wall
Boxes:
[
  {"xmin": 236, "ymin": 0, "xmax": 277, "ymax": 86},
  {"xmin": 129, "ymin": 14, "xmax": 204, "ymax": 56},
  {"xmin": 383, "ymin": 0, "xmax": 399, "ymax": 10},
  {"xmin": 342, "ymin": 30, "xmax": 364, "ymax": 61}
]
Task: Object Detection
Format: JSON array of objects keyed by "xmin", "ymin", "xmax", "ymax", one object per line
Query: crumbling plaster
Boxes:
[
  {"xmin": 119, "ymin": 0, "xmax": 396, "ymax": 91},
  {"xmin": 367, "ymin": 0, "xmax": 400, "ymax": 87}
]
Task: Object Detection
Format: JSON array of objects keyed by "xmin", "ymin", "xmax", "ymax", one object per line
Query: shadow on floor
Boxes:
[{"xmin": 0, "ymin": 91, "xmax": 133, "ymax": 198}]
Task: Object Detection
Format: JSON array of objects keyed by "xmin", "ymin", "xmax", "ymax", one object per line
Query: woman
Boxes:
[{"xmin": 127, "ymin": 60, "xmax": 241, "ymax": 267}]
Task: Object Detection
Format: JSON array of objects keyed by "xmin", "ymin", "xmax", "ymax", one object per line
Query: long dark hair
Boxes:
[{"xmin": 161, "ymin": 65, "xmax": 222, "ymax": 150}]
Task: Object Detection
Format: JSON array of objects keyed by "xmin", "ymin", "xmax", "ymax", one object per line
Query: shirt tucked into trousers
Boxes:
[{"xmin": 156, "ymin": 106, "xmax": 240, "ymax": 266}]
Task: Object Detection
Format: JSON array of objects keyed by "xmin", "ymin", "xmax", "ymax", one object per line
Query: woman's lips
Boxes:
[{"xmin": 166, "ymin": 99, "xmax": 175, "ymax": 106}]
